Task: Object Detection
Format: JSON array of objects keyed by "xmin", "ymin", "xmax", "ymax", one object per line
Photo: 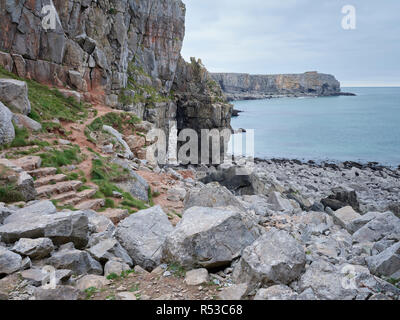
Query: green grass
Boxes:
[
  {"xmin": 167, "ymin": 263, "xmax": 186, "ymax": 278},
  {"xmin": 87, "ymin": 112, "xmax": 141, "ymax": 133},
  {"xmin": 105, "ymin": 198, "xmax": 115, "ymax": 208},
  {"xmin": 0, "ymin": 182, "xmax": 25, "ymax": 203},
  {"xmin": 39, "ymin": 145, "xmax": 82, "ymax": 168},
  {"xmin": 84, "ymin": 287, "xmax": 98, "ymax": 300},
  {"xmin": 0, "ymin": 66, "xmax": 88, "ymax": 123}
]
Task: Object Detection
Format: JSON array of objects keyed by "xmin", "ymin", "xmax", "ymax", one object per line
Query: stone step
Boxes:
[
  {"xmin": 51, "ymin": 191, "xmax": 77, "ymax": 203},
  {"xmin": 36, "ymin": 180, "xmax": 83, "ymax": 198},
  {"xmin": 75, "ymin": 199, "xmax": 105, "ymax": 211},
  {"xmin": 34, "ymin": 174, "xmax": 68, "ymax": 188},
  {"xmin": 28, "ymin": 167, "xmax": 57, "ymax": 179},
  {"xmin": 97, "ymin": 209, "xmax": 129, "ymax": 224},
  {"xmin": 58, "ymin": 189, "xmax": 98, "ymax": 207},
  {"xmin": 10, "ymin": 156, "xmax": 41, "ymax": 171}
]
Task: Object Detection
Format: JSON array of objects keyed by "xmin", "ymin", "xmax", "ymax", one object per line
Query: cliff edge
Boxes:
[{"xmin": 211, "ymin": 71, "xmax": 352, "ymax": 101}]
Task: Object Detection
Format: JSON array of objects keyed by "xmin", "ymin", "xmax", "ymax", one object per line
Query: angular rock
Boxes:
[
  {"xmin": 12, "ymin": 238, "xmax": 54, "ymax": 259},
  {"xmin": 87, "ymin": 239, "xmax": 133, "ymax": 266},
  {"xmin": 21, "ymin": 268, "xmax": 72, "ymax": 287},
  {"xmin": 298, "ymin": 260, "xmax": 358, "ymax": 300},
  {"xmin": 0, "ymin": 211, "xmax": 89, "ymax": 248},
  {"xmin": 0, "ymin": 247, "xmax": 22, "ymax": 275},
  {"xmin": 116, "ymin": 206, "xmax": 173, "ymax": 271},
  {"xmin": 0, "ymin": 102, "xmax": 15, "ymax": 145},
  {"xmin": 268, "ymin": 191, "xmax": 294, "ymax": 212},
  {"xmin": 47, "ymin": 249, "xmax": 103, "ymax": 276},
  {"xmin": 254, "ymin": 285, "xmax": 298, "ymax": 300},
  {"xmin": 347, "ymin": 212, "xmax": 381, "ymax": 234},
  {"xmin": 321, "ymin": 187, "xmax": 360, "ymax": 212},
  {"xmin": 352, "ymin": 212, "xmax": 400, "ymax": 243},
  {"xmin": 183, "ymin": 182, "xmax": 245, "ymax": 211},
  {"xmin": 233, "ymin": 228, "xmax": 306, "ymax": 289},
  {"xmin": 218, "ymin": 283, "xmax": 248, "ymax": 300},
  {"xmin": 34, "ymin": 285, "xmax": 83, "ymax": 300},
  {"xmin": 331, "ymin": 206, "xmax": 361, "ymax": 232},
  {"xmin": 112, "ymin": 158, "xmax": 149, "ymax": 202},
  {"xmin": 184, "ymin": 268, "xmax": 209, "ymax": 286},
  {"xmin": 241, "ymin": 195, "xmax": 271, "ymax": 217},
  {"xmin": 0, "ymin": 79, "xmax": 31, "ymax": 115},
  {"xmin": 0, "ymin": 205, "xmax": 14, "ymax": 225},
  {"xmin": 163, "ymin": 206, "xmax": 263, "ymax": 269},
  {"xmin": 103, "ymin": 125, "xmax": 133, "ymax": 159},
  {"xmin": 75, "ymin": 275, "xmax": 110, "ymax": 291},
  {"xmin": 4, "ymin": 200, "xmax": 57, "ymax": 224},
  {"xmin": 12, "ymin": 113, "xmax": 42, "ymax": 131},
  {"xmin": 104, "ymin": 260, "xmax": 131, "ymax": 277},
  {"xmin": 366, "ymin": 242, "xmax": 400, "ymax": 277}
]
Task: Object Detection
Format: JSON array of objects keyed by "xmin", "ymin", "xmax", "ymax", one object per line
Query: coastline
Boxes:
[{"xmin": 226, "ymin": 91, "xmax": 356, "ymax": 102}]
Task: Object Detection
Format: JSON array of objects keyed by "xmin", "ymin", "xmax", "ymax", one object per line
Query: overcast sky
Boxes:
[{"xmin": 181, "ymin": 0, "xmax": 400, "ymax": 87}]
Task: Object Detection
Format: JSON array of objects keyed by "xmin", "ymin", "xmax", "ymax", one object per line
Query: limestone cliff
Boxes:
[
  {"xmin": 0, "ymin": 0, "xmax": 232, "ymax": 136},
  {"xmin": 211, "ymin": 72, "xmax": 344, "ymax": 101}
]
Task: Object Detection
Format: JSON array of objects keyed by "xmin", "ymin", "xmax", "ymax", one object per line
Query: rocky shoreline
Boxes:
[{"xmin": 1, "ymin": 155, "xmax": 399, "ymax": 300}]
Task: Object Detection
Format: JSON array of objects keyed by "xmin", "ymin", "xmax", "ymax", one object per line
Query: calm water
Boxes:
[{"xmin": 231, "ymin": 87, "xmax": 400, "ymax": 166}]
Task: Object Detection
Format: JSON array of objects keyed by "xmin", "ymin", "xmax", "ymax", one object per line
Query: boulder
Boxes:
[
  {"xmin": 267, "ymin": 191, "xmax": 294, "ymax": 212},
  {"xmin": 298, "ymin": 260, "xmax": 359, "ymax": 300},
  {"xmin": 0, "ymin": 211, "xmax": 89, "ymax": 249},
  {"xmin": 47, "ymin": 249, "xmax": 103, "ymax": 276},
  {"xmin": 104, "ymin": 260, "xmax": 131, "ymax": 277},
  {"xmin": 126, "ymin": 135, "xmax": 146, "ymax": 151},
  {"xmin": 112, "ymin": 158, "xmax": 149, "ymax": 202},
  {"xmin": 0, "ymin": 247, "xmax": 22, "ymax": 275},
  {"xmin": 0, "ymin": 79, "xmax": 31, "ymax": 115},
  {"xmin": 352, "ymin": 212, "xmax": 400, "ymax": 243},
  {"xmin": 116, "ymin": 206, "xmax": 173, "ymax": 271},
  {"xmin": 183, "ymin": 182, "xmax": 245, "ymax": 211},
  {"xmin": 254, "ymin": 285, "xmax": 298, "ymax": 300},
  {"xmin": 12, "ymin": 113, "xmax": 42, "ymax": 131},
  {"xmin": 34, "ymin": 285, "xmax": 83, "ymax": 300},
  {"xmin": 75, "ymin": 275, "xmax": 110, "ymax": 291},
  {"xmin": 321, "ymin": 187, "xmax": 360, "ymax": 212},
  {"xmin": 0, "ymin": 102, "xmax": 15, "ymax": 145},
  {"xmin": 21, "ymin": 268, "xmax": 72, "ymax": 287},
  {"xmin": 233, "ymin": 228, "xmax": 306, "ymax": 289},
  {"xmin": 163, "ymin": 206, "xmax": 263, "ymax": 269},
  {"xmin": 347, "ymin": 212, "xmax": 382, "ymax": 234},
  {"xmin": 184, "ymin": 268, "xmax": 209, "ymax": 286},
  {"xmin": 331, "ymin": 206, "xmax": 361, "ymax": 232},
  {"xmin": 4, "ymin": 200, "xmax": 57, "ymax": 224},
  {"xmin": 366, "ymin": 242, "xmax": 400, "ymax": 278},
  {"xmin": 87, "ymin": 239, "xmax": 133, "ymax": 266},
  {"xmin": 241, "ymin": 195, "xmax": 271, "ymax": 216},
  {"xmin": 218, "ymin": 283, "xmax": 248, "ymax": 300},
  {"xmin": 0, "ymin": 205, "xmax": 14, "ymax": 225},
  {"xmin": 12, "ymin": 238, "xmax": 54, "ymax": 259}
]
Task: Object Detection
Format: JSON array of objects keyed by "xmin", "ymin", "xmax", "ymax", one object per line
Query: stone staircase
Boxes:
[{"xmin": 10, "ymin": 156, "xmax": 104, "ymax": 211}]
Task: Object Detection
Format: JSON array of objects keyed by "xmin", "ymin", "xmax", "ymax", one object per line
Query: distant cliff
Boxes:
[{"xmin": 211, "ymin": 72, "xmax": 350, "ymax": 101}]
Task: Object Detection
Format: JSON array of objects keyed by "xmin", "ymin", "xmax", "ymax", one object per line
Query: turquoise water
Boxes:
[{"xmin": 231, "ymin": 87, "xmax": 400, "ymax": 166}]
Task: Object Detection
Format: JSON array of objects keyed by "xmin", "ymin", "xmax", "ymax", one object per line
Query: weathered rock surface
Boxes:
[
  {"xmin": 12, "ymin": 113, "xmax": 42, "ymax": 131},
  {"xmin": 233, "ymin": 228, "xmax": 306, "ymax": 289},
  {"xmin": 366, "ymin": 242, "xmax": 400, "ymax": 278},
  {"xmin": 322, "ymin": 187, "xmax": 360, "ymax": 212},
  {"xmin": 0, "ymin": 79, "xmax": 31, "ymax": 114},
  {"xmin": 218, "ymin": 283, "xmax": 248, "ymax": 300},
  {"xmin": 184, "ymin": 268, "xmax": 209, "ymax": 286},
  {"xmin": 47, "ymin": 249, "xmax": 102, "ymax": 276},
  {"xmin": 75, "ymin": 275, "xmax": 110, "ymax": 291},
  {"xmin": 12, "ymin": 238, "xmax": 54, "ymax": 259},
  {"xmin": 0, "ymin": 247, "xmax": 22, "ymax": 275},
  {"xmin": 0, "ymin": 211, "xmax": 89, "ymax": 248},
  {"xmin": 104, "ymin": 260, "xmax": 131, "ymax": 277},
  {"xmin": 0, "ymin": 102, "xmax": 15, "ymax": 145},
  {"xmin": 34, "ymin": 286, "xmax": 83, "ymax": 301},
  {"xmin": 331, "ymin": 206, "xmax": 361, "ymax": 232},
  {"xmin": 87, "ymin": 239, "xmax": 133, "ymax": 266},
  {"xmin": 184, "ymin": 182, "xmax": 245, "ymax": 211},
  {"xmin": 254, "ymin": 285, "xmax": 298, "ymax": 300},
  {"xmin": 163, "ymin": 206, "xmax": 263, "ymax": 269},
  {"xmin": 116, "ymin": 206, "xmax": 173, "ymax": 271}
]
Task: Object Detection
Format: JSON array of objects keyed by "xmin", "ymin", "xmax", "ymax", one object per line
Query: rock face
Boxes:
[
  {"xmin": 0, "ymin": 79, "xmax": 31, "ymax": 114},
  {"xmin": 0, "ymin": 102, "xmax": 15, "ymax": 145},
  {"xmin": 163, "ymin": 206, "xmax": 263, "ymax": 269},
  {"xmin": 211, "ymin": 72, "xmax": 342, "ymax": 101},
  {"xmin": 0, "ymin": 1, "xmax": 232, "ymax": 151},
  {"xmin": 116, "ymin": 206, "xmax": 173, "ymax": 271},
  {"xmin": 233, "ymin": 228, "xmax": 306, "ymax": 290}
]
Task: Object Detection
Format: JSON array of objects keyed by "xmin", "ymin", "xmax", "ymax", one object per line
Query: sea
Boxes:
[{"xmin": 230, "ymin": 87, "xmax": 400, "ymax": 167}]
